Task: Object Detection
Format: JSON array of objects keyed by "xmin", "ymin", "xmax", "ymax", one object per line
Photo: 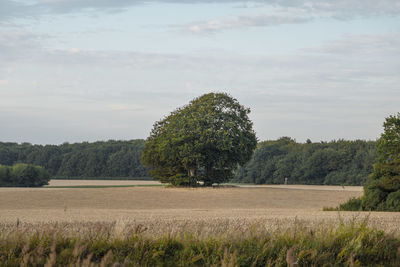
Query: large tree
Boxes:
[
  {"xmin": 339, "ymin": 113, "xmax": 400, "ymax": 211},
  {"xmin": 362, "ymin": 113, "xmax": 400, "ymax": 211},
  {"xmin": 141, "ymin": 92, "xmax": 257, "ymax": 186}
]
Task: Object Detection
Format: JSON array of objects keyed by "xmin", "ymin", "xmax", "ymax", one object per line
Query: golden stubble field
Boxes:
[{"xmin": 1, "ymin": 180, "xmax": 400, "ymax": 236}]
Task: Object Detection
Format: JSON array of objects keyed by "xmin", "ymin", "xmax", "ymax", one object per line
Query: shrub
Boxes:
[
  {"xmin": 0, "ymin": 163, "xmax": 50, "ymax": 187},
  {"xmin": 338, "ymin": 197, "xmax": 362, "ymax": 211},
  {"xmin": 385, "ymin": 191, "xmax": 400, "ymax": 211}
]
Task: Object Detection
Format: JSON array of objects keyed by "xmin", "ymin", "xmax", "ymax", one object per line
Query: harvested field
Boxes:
[
  {"xmin": 0, "ymin": 183, "xmax": 362, "ymax": 211},
  {"xmin": 1, "ymin": 181, "xmax": 400, "ymax": 236},
  {"xmin": 47, "ymin": 179, "xmax": 161, "ymax": 187},
  {"xmin": 47, "ymin": 180, "xmax": 362, "ymax": 191},
  {"xmin": 237, "ymin": 184, "xmax": 363, "ymax": 191}
]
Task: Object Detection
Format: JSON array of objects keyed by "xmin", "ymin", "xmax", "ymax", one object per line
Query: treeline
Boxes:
[
  {"xmin": 0, "ymin": 163, "xmax": 50, "ymax": 187},
  {"xmin": 0, "ymin": 138, "xmax": 377, "ymax": 185},
  {"xmin": 0, "ymin": 140, "xmax": 148, "ymax": 178},
  {"xmin": 233, "ymin": 137, "xmax": 377, "ymax": 185}
]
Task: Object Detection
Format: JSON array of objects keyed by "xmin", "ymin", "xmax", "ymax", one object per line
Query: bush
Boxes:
[
  {"xmin": 385, "ymin": 191, "xmax": 400, "ymax": 211},
  {"xmin": 362, "ymin": 181, "xmax": 388, "ymax": 211},
  {"xmin": 338, "ymin": 197, "xmax": 362, "ymax": 211},
  {"xmin": 0, "ymin": 163, "xmax": 50, "ymax": 187}
]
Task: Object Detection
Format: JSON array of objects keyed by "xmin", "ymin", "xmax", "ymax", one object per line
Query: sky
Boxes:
[{"xmin": 1, "ymin": 0, "xmax": 399, "ymax": 145}]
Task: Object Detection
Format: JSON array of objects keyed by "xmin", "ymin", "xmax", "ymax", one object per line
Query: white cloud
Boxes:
[
  {"xmin": 1, "ymin": 1, "xmax": 399, "ymax": 144},
  {"xmin": 235, "ymin": 0, "xmax": 400, "ymax": 19},
  {"xmin": 0, "ymin": 28, "xmax": 48, "ymax": 62},
  {"xmin": 305, "ymin": 34, "xmax": 400, "ymax": 54},
  {"xmin": 181, "ymin": 14, "xmax": 311, "ymax": 33},
  {"xmin": 1, "ymin": 0, "xmax": 399, "ymax": 23},
  {"xmin": 168, "ymin": 0, "xmax": 400, "ymax": 34},
  {"xmin": 107, "ymin": 103, "xmax": 144, "ymax": 111},
  {"xmin": 1, "ymin": 32, "xmax": 399, "ymax": 143}
]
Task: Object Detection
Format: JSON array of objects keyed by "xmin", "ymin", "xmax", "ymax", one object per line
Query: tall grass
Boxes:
[{"xmin": 1, "ymin": 219, "xmax": 399, "ymax": 266}]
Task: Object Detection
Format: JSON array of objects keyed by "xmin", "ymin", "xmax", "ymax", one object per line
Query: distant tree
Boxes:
[
  {"xmin": 141, "ymin": 92, "xmax": 258, "ymax": 186},
  {"xmin": 0, "ymin": 164, "xmax": 50, "ymax": 187},
  {"xmin": 376, "ymin": 113, "xmax": 400, "ymax": 162},
  {"xmin": 233, "ymin": 137, "xmax": 376, "ymax": 186},
  {"xmin": 0, "ymin": 146, "xmax": 17, "ymax": 166},
  {"xmin": 0, "ymin": 165, "xmax": 11, "ymax": 185},
  {"xmin": 0, "ymin": 140, "xmax": 148, "ymax": 178}
]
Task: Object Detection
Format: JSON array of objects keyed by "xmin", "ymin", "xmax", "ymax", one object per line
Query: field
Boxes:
[
  {"xmin": 1, "ymin": 180, "xmax": 399, "ymax": 234},
  {"xmin": 2, "ymin": 180, "xmax": 400, "ymax": 266},
  {"xmin": 47, "ymin": 179, "xmax": 162, "ymax": 186}
]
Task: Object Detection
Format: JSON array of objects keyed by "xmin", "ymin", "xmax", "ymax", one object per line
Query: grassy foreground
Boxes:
[{"xmin": 1, "ymin": 220, "xmax": 400, "ymax": 266}]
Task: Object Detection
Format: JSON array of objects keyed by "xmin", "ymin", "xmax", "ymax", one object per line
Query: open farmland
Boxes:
[
  {"xmin": 1, "ymin": 180, "xmax": 399, "ymax": 235},
  {"xmin": 47, "ymin": 179, "xmax": 162, "ymax": 187},
  {"xmin": 2, "ymin": 180, "xmax": 400, "ymax": 266}
]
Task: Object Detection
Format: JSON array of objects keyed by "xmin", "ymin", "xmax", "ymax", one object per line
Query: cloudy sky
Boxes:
[{"xmin": 1, "ymin": 0, "xmax": 399, "ymax": 144}]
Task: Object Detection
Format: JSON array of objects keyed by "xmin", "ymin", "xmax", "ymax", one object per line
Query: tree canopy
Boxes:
[
  {"xmin": 233, "ymin": 137, "xmax": 376, "ymax": 185},
  {"xmin": 0, "ymin": 137, "xmax": 378, "ymax": 185},
  {"xmin": 141, "ymin": 92, "xmax": 258, "ymax": 186},
  {"xmin": 376, "ymin": 113, "xmax": 400, "ymax": 162},
  {"xmin": 0, "ymin": 140, "xmax": 148, "ymax": 178}
]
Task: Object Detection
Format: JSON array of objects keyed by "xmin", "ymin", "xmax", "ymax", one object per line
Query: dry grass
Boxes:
[
  {"xmin": 2, "ymin": 181, "xmax": 400, "ymax": 266},
  {"xmin": 0, "ymin": 183, "xmax": 361, "ymax": 210},
  {"xmin": 240, "ymin": 184, "xmax": 363, "ymax": 191},
  {"xmin": 47, "ymin": 179, "xmax": 162, "ymax": 187},
  {"xmin": 2, "ymin": 218, "xmax": 399, "ymax": 266}
]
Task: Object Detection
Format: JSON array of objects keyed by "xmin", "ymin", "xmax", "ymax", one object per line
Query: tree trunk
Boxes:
[
  {"xmin": 204, "ymin": 163, "xmax": 213, "ymax": 187},
  {"xmin": 188, "ymin": 167, "xmax": 197, "ymax": 187}
]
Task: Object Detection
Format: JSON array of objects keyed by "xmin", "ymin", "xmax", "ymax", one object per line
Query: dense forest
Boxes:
[
  {"xmin": 0, "ymin": 138, "xmax": 377, "ymax": 185},
  {"xmin": 0, "ymin": 140, "xmax": 148, "ymax": 178},
  {"xmin": 233, "ymin": 137, "xmax": 377, "ymax": 185}
]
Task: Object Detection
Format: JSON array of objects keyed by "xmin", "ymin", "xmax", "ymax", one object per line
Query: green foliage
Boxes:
[
  {"xmin": 376, "ymin": 113, "xmax": 400, "ymax": 162},
  {"xmin": 340, "ymin": 113, "xmax": 400, "ymax": 211},
  {"xmin": 234, "ymin": 137, "xmax": 376, "ymax": 185},
  {"xmin": 0, "ymin": 163, "xmax": 50, "ymax": 187},
  {"xmin": 142, "ymin": 93, "xmax": 257, "ymax": 186},
  {"xmin": 385, "ymin": 191, "xmax": 400, "ymax": 211},
  {"xmin": 338, "ymin": 197, "xmax": 362, "ymax": 211},
  {"xmin": 0, "ymin": 140, "xmax": 148, "ymax": 178},
  {"xmin": 0, "ymin": 132, "xmax": 381, "ymax": 186},
  {"xmin": 0, "ymin": 165, "xmax": 11, "ymax": 184},
  {"xmin": 1, "ymin": 222, "xmax": 400, "ymax": 266}
]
